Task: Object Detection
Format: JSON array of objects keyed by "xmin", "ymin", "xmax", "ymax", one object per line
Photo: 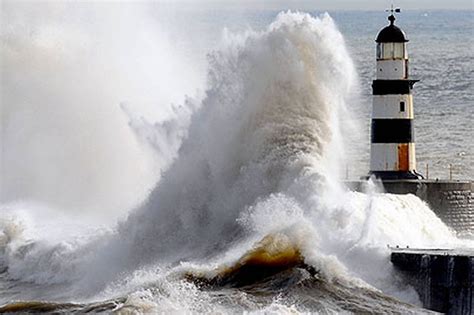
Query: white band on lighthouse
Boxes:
[
  {"xmin": 369, "ymin": 12, "xmax": 422, "ymax": 180},
  {"xmin": 372, "ymin": 95, "xmax": 413, "ymax": 119},
  {"xmin": 376, "ymin": 60, "xmax": 407, "ymax": 79}
]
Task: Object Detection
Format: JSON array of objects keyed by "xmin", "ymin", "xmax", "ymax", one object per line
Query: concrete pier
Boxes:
[
  {"xmin": 391, "ymin": 248, "xmax": 473, "ymax": 314},
  {"xmin": 345, "ymin": 180, "xmax": 474, "ymax": 235}
]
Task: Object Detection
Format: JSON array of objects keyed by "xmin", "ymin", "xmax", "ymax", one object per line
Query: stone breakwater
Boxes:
[
  {"xmin": 345, "ymin": 180, "xmax": 474, "ymax": 236},
  {"xmin": 440, "ymin": 188, "xmax": 474, "ymax": 236},
  {"xmin": 391, "ymin": 248, "xmax": 474, "ymax": 315}
]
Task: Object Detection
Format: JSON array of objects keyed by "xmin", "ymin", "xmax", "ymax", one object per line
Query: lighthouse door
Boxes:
[{"xmin": 398, "ymin": 144, "xmax": 409, "ymax": 171}]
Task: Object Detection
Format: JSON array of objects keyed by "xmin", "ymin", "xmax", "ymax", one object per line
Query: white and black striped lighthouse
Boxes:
[{"xmin": 369, "ymin": 11, "xmax": 422, "ymax": 180}]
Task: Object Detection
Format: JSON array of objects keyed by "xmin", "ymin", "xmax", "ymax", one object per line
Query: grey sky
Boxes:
[{"xmin": 174, "ymin": 0, "xmax": 473, "ymax": 10}]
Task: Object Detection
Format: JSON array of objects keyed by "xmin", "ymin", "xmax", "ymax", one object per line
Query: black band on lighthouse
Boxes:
[
  {"xmin": 372, "ymin": 80, "xmax": 418, "ymax": 95},
  {"xmin": 371, "ymin": 119, "xmax": 414, "ymax": 143}
]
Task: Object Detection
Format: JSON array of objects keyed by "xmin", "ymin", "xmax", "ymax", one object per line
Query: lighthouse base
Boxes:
[{"xmin": 368, "ymin": 170, "xmax": 423, "ymax": 180}]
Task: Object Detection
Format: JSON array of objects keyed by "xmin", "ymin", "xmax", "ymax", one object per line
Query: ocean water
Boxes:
[{"xmin": 1, "ymin": 4, "xmax": 473, "ymax": 314}]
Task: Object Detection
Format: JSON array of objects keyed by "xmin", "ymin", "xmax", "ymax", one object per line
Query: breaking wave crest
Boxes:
[
  {"xmin": 111, "ymin": 11, "xmax": 358, "ymax": 269},
  {"xmin": 0, "ymin": 11, "xmax": 466, "ymax": 313}
]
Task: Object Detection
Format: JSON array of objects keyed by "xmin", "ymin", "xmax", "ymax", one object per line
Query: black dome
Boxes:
[{"xmin": 376, "ymin": 25, "xmax": 408, "ymax": 43}]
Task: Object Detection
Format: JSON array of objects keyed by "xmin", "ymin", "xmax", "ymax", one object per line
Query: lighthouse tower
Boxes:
[{"xmin": 369, "ymin": 10, "xmax": 422, "ymax": 180}]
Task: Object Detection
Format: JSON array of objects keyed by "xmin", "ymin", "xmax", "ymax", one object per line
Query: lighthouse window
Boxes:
[
  {"xmin": 379, "ymin": 43, "xmax": 406, "ymax": 59},
  {"xmin": 400, "ymin": 101, "xmax": 405, "ymax": 112},
  {"xmin": 393, "ymin": 43, "xmax": 405, "ymax": 59},
  {"xmin": 382, "ymin": 43, "xmax": 393, "ymax": 59},
  {"xmin": 376, "ymin": 43, "xmax": 382, "ymax": 59}
]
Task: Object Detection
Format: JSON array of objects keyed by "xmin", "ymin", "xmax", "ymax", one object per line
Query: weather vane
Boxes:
[
  {"xmin": 386, "ymin": 3, "xmax": 401, "ymax": 24},
  {"xmin": 386, "ymin": 3, "xmax": 401, "ymax": 14}
]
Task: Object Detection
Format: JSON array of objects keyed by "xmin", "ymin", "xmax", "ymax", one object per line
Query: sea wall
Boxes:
[
  {"xmin": 391, "ymin": 248, "xmax": 474, "ymax": 314},
  {"xmin": 344, "ymin": 180, "xmax": 474, "ymax": 235}
]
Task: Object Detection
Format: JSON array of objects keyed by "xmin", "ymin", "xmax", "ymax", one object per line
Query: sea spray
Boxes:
[
  {"xmin": 0, "ymin": 2, "xmax": 203, "ymax": 217},
  {"xmin": 107, "ymin": 10, "xmax": 358, "ymax": 270}
]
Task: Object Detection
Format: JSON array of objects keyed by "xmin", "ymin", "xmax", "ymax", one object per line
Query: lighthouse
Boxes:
[{"xmin": 369, "ymin": 10, "xmax": 422, "ymax": 180}]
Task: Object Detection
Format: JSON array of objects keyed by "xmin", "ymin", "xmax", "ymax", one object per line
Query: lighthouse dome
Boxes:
[
  {"xmin": 376, "ymin": 14, "xmax": 408, "ymax": 43},
  {"xmin": 376, "ymin": 24, "xmax": 408, "ymax": 42}
]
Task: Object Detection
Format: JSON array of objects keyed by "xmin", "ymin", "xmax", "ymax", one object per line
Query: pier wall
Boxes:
[
  {"xmin": 391, "ymin": 249, "xmax": 473, "ymax": 314},
  {"xmin": 344, "ymin": 180, "xmax": 474, "ymax": 235}
]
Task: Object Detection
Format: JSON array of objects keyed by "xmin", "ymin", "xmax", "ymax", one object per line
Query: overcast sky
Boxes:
[{"xmin": 172, "ymin": 0, "xmax": 473, "ymax": 10}]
